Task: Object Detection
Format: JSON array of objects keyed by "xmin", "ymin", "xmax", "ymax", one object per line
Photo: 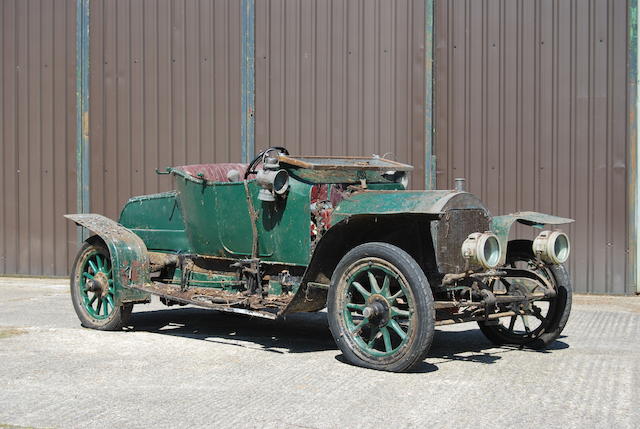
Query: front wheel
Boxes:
[
  {"xmin": 70, "ymin": 238, "xmax": 133, "ymax": 331},
  {"xmin": 478, "ymin": 240, "xmax": 572, "ymax": 349},
  {"xmin": 327, "ymin": 242, "xmax": 435, "ymax": 372}
]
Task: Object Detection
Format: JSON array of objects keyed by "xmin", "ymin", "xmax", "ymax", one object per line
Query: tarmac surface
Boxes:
[{"xmin": 0, "ymin": 277, "xmax": 638, "ymax": 429}]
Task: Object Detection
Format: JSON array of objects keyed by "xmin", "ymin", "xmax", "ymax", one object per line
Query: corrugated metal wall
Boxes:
[
  {"xmin": 89, "ymin": 0, "xmax": 242, "ymax": 220},
  {"xmin": 435, "ymin": 0, "xmax": 631, "ymax": 294},
  {"xmin": 0, "ymin": 0, "xmax": 77, "ymax": 276},
  {"xmin": 255, "ymin": 0, "xmax": 427, "ymax": 188},
  {"xmin": 2, "ymin": 0, "xmax": 635, "ymax": 295}
]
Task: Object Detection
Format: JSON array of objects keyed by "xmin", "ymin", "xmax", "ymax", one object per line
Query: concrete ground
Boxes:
[{"xmin": 0, "ymin": 277, "xmax": 638, "ymax": 429}]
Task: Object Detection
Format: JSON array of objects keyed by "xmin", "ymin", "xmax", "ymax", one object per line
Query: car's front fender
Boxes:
[
  {"xmin": 491, "ymin": 211, "xmax": 574, "ymax": 265},
  {"xmin": 65, "ymin": 214, "xmax": 151, "ymax": 303}
]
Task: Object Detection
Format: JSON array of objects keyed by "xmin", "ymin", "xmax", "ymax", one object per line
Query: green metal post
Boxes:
[
  {"xmin": 637, "ymin": 1, "xmax": 640, "ymax": 294},
  {"xmin": 75, "ymin": 0, "xmax": 90, "ymax": 242},
  {"xmin": 628, "ymin": 0, "xmax": 639, "ymax": 293},
  {"xmin": 425, "ymin": 0, "xmax": 435, "ymax": 189},
  {"xmin": 241, "ymin": 0, "xmax": 255, "ymax": 163},
  {"xmin": 630, "ymin": 0, "xmax": 639, "ymax": 293}
]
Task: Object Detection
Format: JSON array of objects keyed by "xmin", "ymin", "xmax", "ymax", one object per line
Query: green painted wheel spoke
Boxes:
[
  {"xmin": 389, "ymin": 319, "xmax": 407, "ymax": 340},
  {"xmin": 77, "ymin": 250, "xmax": 117, "ymax": 320},
  {"xmin": 368, "ymin": 272, "xmax": 381, "ymax": 293},
  {"xmin": 391, "ymin": 307, "xmax": 410, "ymax": 318},
  {"xmin": 343, "ymin": 261, "xmax": 414, "ymax": 357},
  {"xmin": 352, "ymin": 281, "xmax": 370, "ymax": 299},
  {"xmin": 381, "ymin": 327, "xmax": 392, "ymax": 352},
  {"xmin": 367, "ymin": 326, "xmax": 379, "ymax": 348},
  {"xmin": 350, "ymin": 317, "xmax": 369, "ymax": 335},
  {"xmin": 389, "ymin": 289, "xmax": 405, "ymax": 302},
  {"xmin": 380, "ymin": 275, "xmax": 390, "ymax": 297},
  {"xmin": 346, "ymin": 303, "xmax": 365, "ymax": 312}
]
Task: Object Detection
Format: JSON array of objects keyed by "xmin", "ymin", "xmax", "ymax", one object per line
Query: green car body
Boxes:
[{"xmin": 66, "ymin": 150, "xmax": 574, "ymax": 371}]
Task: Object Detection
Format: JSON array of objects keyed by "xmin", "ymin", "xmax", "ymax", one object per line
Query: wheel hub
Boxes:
[
  {"xmin": 364, "ymin": 294, "xmax": 390, "ymax": 326},
  {"xmin": 87, "ymin": 272, "xmax": 110, "ymax": 298},
  {"xmin": 508, "ymin": 282, "xmax": 530, "ymax": 312}
]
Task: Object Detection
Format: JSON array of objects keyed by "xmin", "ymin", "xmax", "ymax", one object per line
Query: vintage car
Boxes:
[{"xmin": 66, "ymin": 147, "xmax": 573, "ymax": 372}]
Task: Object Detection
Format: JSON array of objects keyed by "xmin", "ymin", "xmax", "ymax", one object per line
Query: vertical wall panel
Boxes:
[
  {"xmin": 255, "ymin": 0, "xmax": 426, "ymax": 188},
  {"xmin": 89, "ymin": 0, "xmax": 242, "ymax": 221},
  {"xmin": 0, "ymin": 0, "xmax": 77, "ymax": 276},
  {"xmin": 435, "ymin": 0, "xmax": 631, "ymax": 294}
]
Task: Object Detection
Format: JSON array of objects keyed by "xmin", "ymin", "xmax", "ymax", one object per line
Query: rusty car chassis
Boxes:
[{"xmin": 67, "ymin": 147, "xmax": 573, "ymax": 372}]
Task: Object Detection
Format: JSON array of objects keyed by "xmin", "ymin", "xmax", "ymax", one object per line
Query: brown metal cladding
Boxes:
[
  {"xmin": 255, "ymin": 0, "xmax": 427, "ymax": 189},
  {"xmin": 89, "ymin": 0, "xmax": 242, "ymax": 220},
  {"xmin": 0, "ymin": 0, "xmax": 77, "ymax": 276},
  {"xmin": 435, "ymin": 0, "xmax": 631, "ymax": 294}
]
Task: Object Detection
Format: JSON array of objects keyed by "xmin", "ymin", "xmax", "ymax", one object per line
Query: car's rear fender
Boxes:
[{"xmin": 65, "ymin": 214, "xmax": 151, "ymax": 304}]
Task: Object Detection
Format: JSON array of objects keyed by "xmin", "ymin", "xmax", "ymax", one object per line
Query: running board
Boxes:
[{"xmin": 131, "ymin": 282, "xmax": 282, "ymax": 320}]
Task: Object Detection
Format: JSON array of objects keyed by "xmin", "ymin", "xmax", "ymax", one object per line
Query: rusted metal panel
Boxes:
[
  {"xmin": 64, "ymin": 214, "xmax": 150, "ymax": 299},
  {"xmin": 435, "ymin": 0, "xmax": 632, "ymax": 294},
  {"xmin": 88, "ymin": 0, "xmax": 242, "ymax": 222},
  {"xmin": 255, "ymin": 0, "xmax": 427, "ymax": 189},
  {"xmin": 0, "ymin": 0, "xmax": 77, "ymax": 276}
]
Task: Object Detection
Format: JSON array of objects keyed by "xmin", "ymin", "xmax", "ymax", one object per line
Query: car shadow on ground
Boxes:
[
  {"xmin": 129, "ymin": 307, "xmax": 336, "ymax": 354},
  {"xmin": 129, "ymin": 307, "xmax": 569, "ymax": 369}
]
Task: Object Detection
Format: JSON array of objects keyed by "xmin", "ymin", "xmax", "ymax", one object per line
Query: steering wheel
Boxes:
[{"xmin": 244, "ymin": 146, "xmax": 289, "ymax": 179}]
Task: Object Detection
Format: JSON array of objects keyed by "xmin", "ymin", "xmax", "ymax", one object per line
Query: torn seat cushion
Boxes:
[{"xmin": 176, "ymin": 163, "xmax": 249, "ymax": 182}]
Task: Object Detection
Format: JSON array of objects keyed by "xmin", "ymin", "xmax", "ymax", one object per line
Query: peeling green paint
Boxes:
[
  {"xmin": 65, "ymin": 214, "xmax": 151, "ymax": 303},
  {"xmin": 332, "ymin": 190, "xmax": 485, "ymax": 224}
]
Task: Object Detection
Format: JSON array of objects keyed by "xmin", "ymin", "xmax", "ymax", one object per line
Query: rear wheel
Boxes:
[
  {"xmin": 70, "ymin": 239, "xmax": 132, "ymax": 331},
  {"xmin": 478, "ymin": 240, "xmax": 572, "ymax": 349},
  {"xmin": 327, "ymin": 242, "xmax": 435, "ymax": 372}
]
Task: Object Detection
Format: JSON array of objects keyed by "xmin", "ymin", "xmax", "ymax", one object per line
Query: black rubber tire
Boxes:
[
  {"xmin": 478, "ymin": 240, "xmax": 572, "ymax": 349},
  {"xmin": 70, "ymin": 238, "xmax": 133, "ymax": 331},
  {"xmin": 327, "ymin": 242, "xmax": 435, "ymax": 372}
]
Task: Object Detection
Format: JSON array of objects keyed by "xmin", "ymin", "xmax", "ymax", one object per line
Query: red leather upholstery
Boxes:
[
  {"xmin": 310, "ymin": 184, "xmax": 329, "ymax": 203},
  {"xmin": 310, "ymin": 184, "xmax": 347, "ymax": 206},
  {"xmin": 310, "ymin": 184, "xmax": 348, "ymax": 233},
  {"xmin": 176, "ymin": 163, "xmax": 248, "ymax": 182}
]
